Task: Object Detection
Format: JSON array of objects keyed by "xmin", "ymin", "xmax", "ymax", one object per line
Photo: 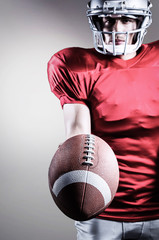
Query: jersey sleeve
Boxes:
[{"xmin": 47, "ymin": 53, "xmax": 88, "ymax": 108}]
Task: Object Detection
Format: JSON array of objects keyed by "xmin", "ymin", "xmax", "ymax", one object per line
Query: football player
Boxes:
[{"xmin": 48, "ymin": 0, "xmax": 159, "ymax": 239}]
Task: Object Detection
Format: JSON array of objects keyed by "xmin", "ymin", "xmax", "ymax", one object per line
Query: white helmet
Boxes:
[{"xmin": 87, "ymin": 0, "xmax": 152, "ymax": 55}]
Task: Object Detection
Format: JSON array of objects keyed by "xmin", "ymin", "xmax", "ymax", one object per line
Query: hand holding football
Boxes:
[{"xmin": 48, "ymin": 134, "xmax": 119, "ymax": 221}]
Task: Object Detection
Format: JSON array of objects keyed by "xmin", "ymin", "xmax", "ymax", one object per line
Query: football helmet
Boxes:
[{"xmin": 87, "ymin": 0, "xmax": 152, "ymax": 55}]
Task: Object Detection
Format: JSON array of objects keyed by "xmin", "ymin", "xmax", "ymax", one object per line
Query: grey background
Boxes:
[{"xmin": 0, "ymin": 0, "xmax": 159, "ymax": 239}]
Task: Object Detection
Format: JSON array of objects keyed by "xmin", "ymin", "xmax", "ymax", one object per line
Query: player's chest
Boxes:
[{"xmin": 89, "ymin": 67, "xmax": 159, "ymax": 123}]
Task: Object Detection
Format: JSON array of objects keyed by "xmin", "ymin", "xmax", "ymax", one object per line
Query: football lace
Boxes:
[{"xmin": 82, "ymin": 135, "xmax": 95, "ymax": 166}]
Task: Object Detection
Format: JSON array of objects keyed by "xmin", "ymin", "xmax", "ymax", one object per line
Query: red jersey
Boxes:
[{"xmin": 47, "ymin": 40, "xmax": 159, "ymax": 222}]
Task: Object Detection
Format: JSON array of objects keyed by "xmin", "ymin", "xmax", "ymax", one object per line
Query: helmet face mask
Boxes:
[{"xmin": 87, "ymin": 0, "xmax": 152, "ymax": 56}]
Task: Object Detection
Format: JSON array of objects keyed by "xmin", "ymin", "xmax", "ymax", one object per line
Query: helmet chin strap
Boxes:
[{"xmin": 104, "ymin": 42, "xmax": 139, "ymax": 56}]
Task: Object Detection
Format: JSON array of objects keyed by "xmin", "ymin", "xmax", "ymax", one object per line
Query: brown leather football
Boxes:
[{"xmin": 48, "ymin": 134, "xmax": 119, "ymax": 221}]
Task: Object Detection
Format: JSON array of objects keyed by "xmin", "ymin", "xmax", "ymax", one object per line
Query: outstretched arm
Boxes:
[{"xmin": 63, "ymin": 103, "xmax": 91, "ymax": 139}]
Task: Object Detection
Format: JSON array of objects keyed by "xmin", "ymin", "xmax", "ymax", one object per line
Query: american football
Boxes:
[{"xmin": 48, "ymin": 134, "xmax": 119, "ymax": 221}]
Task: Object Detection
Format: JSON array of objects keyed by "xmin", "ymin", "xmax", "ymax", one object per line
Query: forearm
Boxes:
[
  {"xmin": 65, "ymin": 122, "xmax": 91, "ymax": 139},
  {"xmin": 63, "ymin": 103, "xmax": 91, "ymax": 139}
]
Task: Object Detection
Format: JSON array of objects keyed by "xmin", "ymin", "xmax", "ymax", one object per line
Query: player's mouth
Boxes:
[
  {"xmin": 115, "ymin": 39, "xmax": 125, "ymax": 45},
  {"xmin": 108, "ymin": 38, "xmax": 125, "ymax": 45}
]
